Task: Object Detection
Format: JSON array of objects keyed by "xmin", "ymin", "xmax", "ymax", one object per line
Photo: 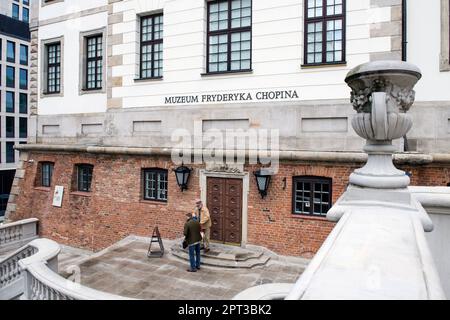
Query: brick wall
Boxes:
[{"xmin": 9, "ymin": 151, "xmax": 450, "ymax": 257}]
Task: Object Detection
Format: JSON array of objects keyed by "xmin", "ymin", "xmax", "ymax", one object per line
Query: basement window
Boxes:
[
  {"xmin": 40, "ymin": 162, "xmax": 54, "ymax": 187},
  {"xmin": 292, "ymin": 176, "xmax": 332, "ymax": 217},
  {"xmin": 76, "ymin": 164, "xmax": 94, "ymax": 192},
  {"xmin": 142, "ymin": 169, "xmax": 168, "ymax": 202}
]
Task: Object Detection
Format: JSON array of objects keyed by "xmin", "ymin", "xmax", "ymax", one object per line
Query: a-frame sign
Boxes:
[{"xmin": 147, "ymin": 226, "xmax": 165, "ymax": 258}]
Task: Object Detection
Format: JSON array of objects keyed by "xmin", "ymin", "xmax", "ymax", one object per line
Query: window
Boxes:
[
  {"xmin": 6, "ymin": 91, "xmax": 14, "ymax": 113},
  {"xmin": 19, "ymin": 118, "xmax": 27, "ymax": 138},
  {"xmin": 143, "ymin": 169, "xmax": 168, "ymax": 202},
  {"xmin": 6, "ymin": 142, "xmax": 15, "ymax": 163},
  {"xmin": 7, "ymin": 41, "xmax": 15, "ymax": 63},
  {"xmin": 19, "ymin": 69, "xmax": 27, "ymax": 89},
  {"xmin": 20, "ymin": 45, "xmax": 28, "ymax": 65},
  {"xmin": 207, "ymin": 0, "xmax": 252, "ymax": 73},
  {"xmin": 19, "ymin": 93, "xmax": 27, "ymax": 114},
  {"xmin": 12, "ymin": 4, "xmax": 19, "ymax": 20},
  {"xmin": 304, "ymin": 0, "xmax": 346, "ymax": 66},
  {"xmin": 140, "ymin": 14, "xmax": 163, "ymax": 79},
  {"xmin": 41, "ymin": 162, "xmax": 54, "ymax": 187},
  {"xmin": 6, "ymin": 117, "xmax": 15, "ymax": 138},
  {"xmin": 292, "ymin": 176, "xmax": 332, "ymax": 216},
  {"xmin": 85, "ymin": 35, "xmax": 103, "ymax": 90},
  {"xmin": 23, "ymin": 0, "xmax": 29, "ymax": 5},
  {"xmin": 46, "ymin": 43, "xmax": 61, "ymax": 93},
  {"xmin": 6, "ymin": 66, "xmax": 15, "ymax": 88},
  {"xmin": 22, "ymin": 7, "xmax": 29, "ymax": 23},
  {"xmin": 77, "ymin": 164, "xmax": 93, "ymax": 192}
]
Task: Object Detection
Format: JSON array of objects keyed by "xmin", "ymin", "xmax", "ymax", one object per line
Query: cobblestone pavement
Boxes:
[{"xmin": 61, "ymin": 238, "xmax": 306, "ymax": 300}]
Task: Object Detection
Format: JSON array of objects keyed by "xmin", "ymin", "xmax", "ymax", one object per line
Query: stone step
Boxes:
[{"xmin": 170, "ymin": 244, "xmax": 270, "ymax": 269}]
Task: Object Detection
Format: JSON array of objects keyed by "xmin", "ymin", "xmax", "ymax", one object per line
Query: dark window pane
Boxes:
[
  {"xmin": 7, "ymin": 41, "xmax": 15, "ymax": 62},
  {"xmin": 19, "ymin": 118, "xmax": 27, "ymax": 138},
  {"xmin": 12, "ymin": 4, "xmax": 19, "ymax": 20},
  {"xmin": 6, "ymin": 66, "xmax": 15, "ymax": 88},
  {"xmin": 19, "ymin": 93, "xmax": 27, "ymax": 114},
  {"xmin": 20, "ymin": 45, "xmax": 28, "ymax": 65},
  {"xmin": 19, "ymin": 69, "xmax": 27, "ymax": 89},
  {"xmin": 6, "ymin": 142, "xmax": 15, "ymax": 163},
  {"xmin": 6, "ymin": 92, "xmax": 15, "ymax": 113},
  {"xmin": 22, "ymin": 7, "xmax": 29, "ymax": 23},
  {"xmin": 6, "ymin": 117, "xmax": 15, "ymax": 138}
]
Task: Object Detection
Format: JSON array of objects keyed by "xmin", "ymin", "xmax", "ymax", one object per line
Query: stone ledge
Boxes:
[{"xmin": 15, "ymin": 144, "xmax": 446, "ymax": 165}]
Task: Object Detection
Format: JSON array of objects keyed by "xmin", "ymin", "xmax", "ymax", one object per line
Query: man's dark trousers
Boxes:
[{"xmin": 188, "ymin": 243, "xmax": 201, "ymax": 270}]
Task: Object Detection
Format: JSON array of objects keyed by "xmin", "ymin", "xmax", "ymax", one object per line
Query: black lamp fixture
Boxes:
[
  {"xmin": 254, "ymin": 169, "xmax": 272, "ymax": 199},
  {"xmin": 174, "ymin": 164, "xmax": 192, "ymax": 192}
]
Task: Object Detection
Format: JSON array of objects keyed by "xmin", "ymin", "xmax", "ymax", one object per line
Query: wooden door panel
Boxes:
[
  {"xmin": 207, "ymin": 178, "xmax": 224, "ymax": 242},
  {"xmin": 224, "ymin": 179, "xmax": 242, "ymax": 244},
  {"xmin": 207, "ymin": 177, "xmax": 242, "ymax": 245}
]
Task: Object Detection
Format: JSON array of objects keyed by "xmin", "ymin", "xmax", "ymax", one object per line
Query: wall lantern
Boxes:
[
  {"xmin": 254, "ymin": 169, "xmax": 272, "ymax": 199},
  {"xmin": 174, "ymin": 165, "xmax": 192, "ymax": 192}
]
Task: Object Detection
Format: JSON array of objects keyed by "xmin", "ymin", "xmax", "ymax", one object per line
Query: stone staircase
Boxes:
[{"xmin": 170, "ymin": 242, "xmax": 271, "ymax": 268}]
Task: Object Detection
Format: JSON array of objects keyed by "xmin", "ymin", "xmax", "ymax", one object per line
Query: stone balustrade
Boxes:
[
  {"xmin": 0, "ymin": 238, "xmax": 132, "ymax": 300},
  {"xmin": 0, "ymin": 218, "xmax": 39, "ymax": 255}
]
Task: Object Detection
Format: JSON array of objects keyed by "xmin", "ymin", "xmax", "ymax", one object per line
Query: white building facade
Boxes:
[{"xmin": 6, "ymin": 0, "xmax": 450, "ymax": 257}]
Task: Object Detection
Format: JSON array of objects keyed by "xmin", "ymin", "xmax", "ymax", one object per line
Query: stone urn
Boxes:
[{"xmin": 345, "ymin": 61, "xmax": 422, "ymax": 189}]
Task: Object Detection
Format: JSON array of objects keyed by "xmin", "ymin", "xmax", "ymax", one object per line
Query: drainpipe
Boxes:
[
  {"xmin": 402, "ymin": 0, "xmax": 408, "ymax": 151},
  {"xmin": 402, "ymin": 0, "xmax": 407, "ymax": 62}
]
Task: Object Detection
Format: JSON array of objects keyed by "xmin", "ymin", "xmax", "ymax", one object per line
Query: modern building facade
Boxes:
[
  {"xmin": 6, "ymin": 0, "xmax": 450, "ymax": 257},
  {"xmin": 0, "ymin": 0, "xmax": 30, "ymax": 221}
]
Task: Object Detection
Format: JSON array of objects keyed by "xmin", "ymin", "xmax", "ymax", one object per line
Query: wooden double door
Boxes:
[{"xmin": 206, "ymin": 177, "xmax": 243, "ymax": 245}]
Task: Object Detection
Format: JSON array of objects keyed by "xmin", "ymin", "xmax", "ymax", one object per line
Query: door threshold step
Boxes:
[{"xmin": 170, "ymin": 244, "xmax": 270, "ymax": 269}]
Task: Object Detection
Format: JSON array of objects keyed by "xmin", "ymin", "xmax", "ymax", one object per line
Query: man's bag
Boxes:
[{"xmin": 182, "ymin": 239, "xmax": 188, "ymax": 249}]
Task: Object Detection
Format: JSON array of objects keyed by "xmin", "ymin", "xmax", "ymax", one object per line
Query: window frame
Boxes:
[
  {"xmin": 303, "ymin": 0, "xmax": 346, "ymax": 67},
  {"xmin": 139, "ymin": 13, "xmax": 164, "ymax": 80},
  {"xmin": 76, "ymin": 164, "xmax": 94, "ymax": 192},
  {"xmin": 46, "ymin": 42, "xmax": 61, "ymax": 94},
  {"xmin": 41, "ymin": 162, "xmax": 54, "ymax": 188},
  {"xmin": 292, "ymin": 176, "xmax": 332, "ymax": 217},
  {"xmin": 142, "ymin": 168, "xmax": 168, "ymax": 202},
  {"xmin": 206, "ymin": 0, "xmax": 253, "ymax": 74},
  {"xmin": 85, "ymin": 34, "xmax": 103, "ymax": 90}
]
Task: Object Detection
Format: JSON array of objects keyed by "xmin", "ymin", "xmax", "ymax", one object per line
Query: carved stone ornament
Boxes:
[{"xmin": 345, "ymin": 60, "xmax": 422, "ymax": 189}]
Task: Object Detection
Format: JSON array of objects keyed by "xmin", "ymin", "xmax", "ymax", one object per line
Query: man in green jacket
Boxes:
[{"xmin": 184, "ymin": 213, "xmax": 202, "ymax": 272}]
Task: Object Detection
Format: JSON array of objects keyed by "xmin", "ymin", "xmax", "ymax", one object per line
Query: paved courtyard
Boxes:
[{"xmin": 59, "ymin": 237, "xmax": 307, "ymax": 300}]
